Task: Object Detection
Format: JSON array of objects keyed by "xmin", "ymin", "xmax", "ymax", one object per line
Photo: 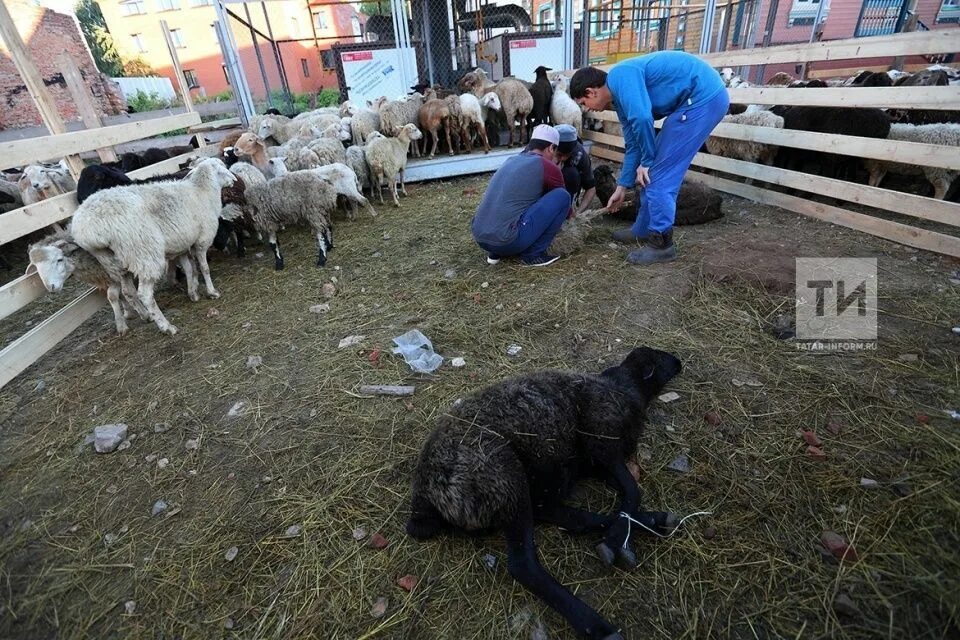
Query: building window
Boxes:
[
  {"xmin": 590, "ymin": 0, "xmax": 621, "ymax": 38},
  {"xmin": 301, "ymin": 58, "xmax": 310, "ymax": 77},
  {"xmin": 120, "ymin": 0, "xmax": 147, "ymax": 16},
  {"xmin": 184, "ymin": 69, "xmax": 200, "ymax": 88},
  {"xmin": 538, "ymin": 4, "xmax": 554, "ymax": 30},
  {"xmin": 157, "ymin": 0, "xmax": 180, "ymax": 11},
  {"xmin": 190, "ymin": 0, "xmax": 214, "ymax": 6},
  {"xmin": 314, "ymin": 11, "xmax": 329, "ymax": 30},
  {"xmin": 130, "ymin": 33, "xmax": 147, "ymax": 53},
  {"xmin": 937, "ymin": 0, "xmax": 959, "ymax": 22},
  {"xmin": 170, "ymin": 28, "xmax": 186, "ymax": 48},
  {"xmin": 320, "ymin": 48, "xmax": 336, "ymax": 69},
  {"xmin": 788, "ymin": 0, "xmax": 822, "ymax": 26}
]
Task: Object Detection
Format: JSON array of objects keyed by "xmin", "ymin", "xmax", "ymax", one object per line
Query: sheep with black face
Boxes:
[{"xmin": 407, "ymin": 347, "xmax": 684, "ymax": 640}]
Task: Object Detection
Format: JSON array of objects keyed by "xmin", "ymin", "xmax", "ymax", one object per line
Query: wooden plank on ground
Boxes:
[
  {"xmin": 188, "ymin": 117, "xmax": 241, "ymax": 133},
  {"xmin": 690, "ymin": 152, "xmax": 960, "ymax": 227},
  {"xmin": 0, "ymin": 0, "xmax": 85, "ymax": 177},
  {"xmin": 685, "ymin": 171, "xmax": 960, "ymax": 257},
  {"xmin": 0, "ymin": 288, "xmax": 104, "ymax": 389},
  {"xmin": 0, "ymin": 111, "xmax": 202, "ymax": 172},
  {"xmin": 694, "ymin": 30, "xmax": 960, "ymax": 68},
  {"xmin": 58, "ymin": 54, "xmax": 118, "ymax": 164},
  {"xmin": 583, "ymin": 124, "xmax": 960, "ymax": 171},
  {"xmin": 727, "ymin": 86, "xmax": 960, "ymax": 109},
  {"xmin": 0, "ymin": 274, "xmax": 47, "ymax": 323}
]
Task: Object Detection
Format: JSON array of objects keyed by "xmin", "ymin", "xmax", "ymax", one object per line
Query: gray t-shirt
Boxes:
[{"xmin": 471, "ymin": 151, "xmax": 564, "ymax": 246}]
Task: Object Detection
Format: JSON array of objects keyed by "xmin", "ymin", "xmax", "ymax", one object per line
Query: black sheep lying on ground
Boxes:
[
  {"xmin": 407, "ymin": 347, "xmax": 683, "ymax": 640},
  {"xmin": 594, "ymin": 164, "xmax": 724, "ymax": 224}
]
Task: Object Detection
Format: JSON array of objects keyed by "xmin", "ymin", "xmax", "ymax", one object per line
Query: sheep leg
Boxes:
[
  {"xmin": 504, "ymin": 492, "xmax": 623, "ymax": 640},
  {"xmin": 120, "ymin": 275, "xmax": 150, "ymax": 321},
  {"xmin": 593, "ymin": 461, "xmax": 642, "ymax": 571},
  {"xmin": 192, "ymin": 247, "xmax": 220, "ymax": 299},
  {"xmin": 105, "ymin": 285, "xmax": 129, "ymax": 336},
  {"xmin": 315, "ymin": 230, "xmax": 328, "ymax": 267},
  {"xmin": 137, "ymin": 279, "xmax": 177, "ymax": 336},
  {"xmin": 269, "ymin": 232, "xmax": 284, "ymax": 271},
  {"xmin": 390, "ymin": 173, "xmax": 401, "ymax": 208},
  {"xmin": 478, "ymin": 122, "xmax": 490, "ymax": 154},
  {"xmin": 534, "ymin": 504, "xmax": 615, "ymax": 533},
  {"xmin": 428, "ymin": 128, "xmax": 439, "ymax": 158},
  {"xmin": 519, "ymin": 112, "xmax": 528, "ymax": 145},
  {"xmin": 399, "ymin": 169, "xmax": 409, "ymax": 197},
  {"xmin": 932, "ymin": 176, "xmax": 950, "ymax": 200},
  {"xmin": 177, "ymin": 254, "xmax": 200, "ymax": 302},
  {"xmin": 235, "ymin": 230, "xmax": 246, "ymax": 258},
  {"xmin": 375, "ymin": 171, "xmax": 385, "ymax": 205},
  {"xmin": 444, "ymin": 121, "xmax": 454, "ymax": 156}
]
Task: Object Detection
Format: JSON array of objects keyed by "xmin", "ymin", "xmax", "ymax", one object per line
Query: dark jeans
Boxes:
[{"xmin": 479, "ymin": 188, "xmax": 571, "ymax": 260}]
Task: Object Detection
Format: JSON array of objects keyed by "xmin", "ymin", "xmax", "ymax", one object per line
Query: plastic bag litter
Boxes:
[{"xmin": 391, "ymin": 329, "xmax": 444, "ymax": 373}]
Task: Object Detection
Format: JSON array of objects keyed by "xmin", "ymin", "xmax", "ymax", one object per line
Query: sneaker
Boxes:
[
  {"xmin": 522, "ymin": 254, "xmax": 560, "ymax": 267},
  {"xmin": 486, "ymin": 253, "xmax": 502, "ymax": 265}
]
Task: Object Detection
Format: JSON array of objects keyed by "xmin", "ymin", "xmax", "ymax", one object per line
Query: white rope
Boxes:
[{"xmin": 619, "ymin": 510, "xmax": 714, "ymax": 547}]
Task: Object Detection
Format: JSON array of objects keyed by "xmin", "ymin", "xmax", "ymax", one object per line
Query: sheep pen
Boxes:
[{"xmin": 0, "ymin": 173, "xmax": 957, "ymax": 640}]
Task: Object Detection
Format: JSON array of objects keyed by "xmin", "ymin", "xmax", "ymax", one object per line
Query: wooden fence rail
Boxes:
[{"xmin": 586, "ymin": 30, "xmax": 960, "ymax": 260}]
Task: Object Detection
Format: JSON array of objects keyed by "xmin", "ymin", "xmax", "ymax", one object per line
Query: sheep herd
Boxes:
[
  {"xmin": 12, "ymin": 61, "xmax": 959, "ymax": 342},
  {"xmin": 704, "ymin": 65, "xmax": 960, "ymax": 199}
]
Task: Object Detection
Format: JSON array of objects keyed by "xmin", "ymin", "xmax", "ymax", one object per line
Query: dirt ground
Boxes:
[{"xmin": 0, "ymin": 174, "xmax": 958, "ymax": 640}]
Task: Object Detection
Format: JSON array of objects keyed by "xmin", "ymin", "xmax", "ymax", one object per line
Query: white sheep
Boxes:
[
  {"xmin": 346, "ymin": 104, "xmax": 382, "ymax": 145},
  {"xmin": 705, "ymin": 110, "xmax": 784, "ymax": 171},
  {"xmin": 493, "ymin": 78, "xmax": 534, "ymax": 147},
  {"xmin": 459, "ymin": 92, "xmax": 493, "ymax": 153},
  {"xmin": 70, "ymin": 158, "xmax": 237, "ymax": 335},
  {"xmin": 379, "ymin": 93, "xmax": 425, "ymax": 156},
  {"xmin": 549, "ymin": 82, "xmax": 583, "ymax": 136},
  {"xmin": 864, "ymin": 123, "xmax": 960, "ymax": 199},
  {"xmin": 364, "ymin": 123, "xmax": 423, "ymax": 207},
  {"xmin": 19, "ymin": 161, "xmax": 76, "ymax": 204},
  {"xmin": 310, "ymin": 162, "xmax": 375, "ymax": 219},
  {"xmin": 345, "ymin": 144, "xmax": 372, "ymax": 194},
  {"xmin": 0, "ymin": 177, "xmax": 23, "ymax": 213}
]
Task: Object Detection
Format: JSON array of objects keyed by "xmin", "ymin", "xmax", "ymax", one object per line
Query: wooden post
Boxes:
[
  {"xmin": 891, "ymin": 0, "xmax": 920, "ymax": 71},
  {"xmin": 0, "ymin": 0, "xmax": 85, "ymax": 176},
  {"xmin": 160, "ymin": 19, "xmax": 204, "ymax": 147},
  {"xmin": 57, "ymin": 55, "xmax": 118, "ymax": 164}
]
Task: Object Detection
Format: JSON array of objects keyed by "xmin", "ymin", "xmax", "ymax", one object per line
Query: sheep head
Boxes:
[
  {"xmin": 234, "ymin": 133, "xmax": 266, "ymax": 158},
  {"xmin": 22, "ymin": 164, "xmax": 67, "ymax": 197},
  {"xmin": 257, "ymin": 116, "xmax": 282, "ymax": 141},
  {"xmin": 398, "ymin": 123, "xmax": 423, "ymax": 142},
  {"xmin": 606, "ymin": 346, "xmax": 683, "ymax": 402},
  {"xmin": 188, "ymin": 157, "xmax": 237, "ymax": 189},
  {"xmin": 26, "ymin": 234, "xmax": 77, "ymax": 293},
  {"xmin": 267, "ymin": 157, "xmax": 288, "ymax": 176},
  {"xmin": 480, "ymin": 92, "xmax": 502, "ymax": 111}
]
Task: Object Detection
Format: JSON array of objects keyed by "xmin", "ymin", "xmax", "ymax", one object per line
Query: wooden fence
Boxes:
[
  {"xmin": 0, "ymin": 14, "xmax": 215, "ymax": 389},
  {"xmin": 585, "ymin": 29, "xmax": 960, "ymax": 258}
]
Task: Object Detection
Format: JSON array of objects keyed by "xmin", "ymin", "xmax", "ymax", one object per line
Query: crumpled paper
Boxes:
[{"xmin": 391, "ymin": 329, "xmax": 443, "ymax": 373}]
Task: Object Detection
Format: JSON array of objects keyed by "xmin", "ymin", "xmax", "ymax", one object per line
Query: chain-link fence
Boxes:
[{"xmin": 582, "ymin": 0, "xmax": 759, "ymax": 66}]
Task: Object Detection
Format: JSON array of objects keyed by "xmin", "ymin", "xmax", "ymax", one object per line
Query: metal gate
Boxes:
[{"xmin": 855, "ymin": 0, "xmax": 909, "ymax": 37}]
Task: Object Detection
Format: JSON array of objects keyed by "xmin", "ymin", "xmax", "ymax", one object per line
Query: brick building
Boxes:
[
  {"xmin": 0, "ymin": 0, "xmax": 125, "ymax": 130},
  {"xmin": 97, "ymin": 0, "xmax": 365, "ymax": 100}
]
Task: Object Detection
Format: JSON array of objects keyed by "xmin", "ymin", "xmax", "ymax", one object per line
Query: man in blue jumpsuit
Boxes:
[{"xmin": 570, "ymin": 51, "xmax": 728, "ymax": 265}]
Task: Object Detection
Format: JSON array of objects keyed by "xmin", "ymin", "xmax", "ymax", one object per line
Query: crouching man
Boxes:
[{"xmin": 471, "ymin": 124, "xmax": 571, "ymax": 267}]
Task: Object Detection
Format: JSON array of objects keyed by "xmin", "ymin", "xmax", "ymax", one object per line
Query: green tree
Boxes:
[
  {"xmin": 359, "ymin": 0, "xmax": 391, "ymax": 15},
  {"xmin": 75, "ymin": 0, "xmax": 125, "ymax": 76}
]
